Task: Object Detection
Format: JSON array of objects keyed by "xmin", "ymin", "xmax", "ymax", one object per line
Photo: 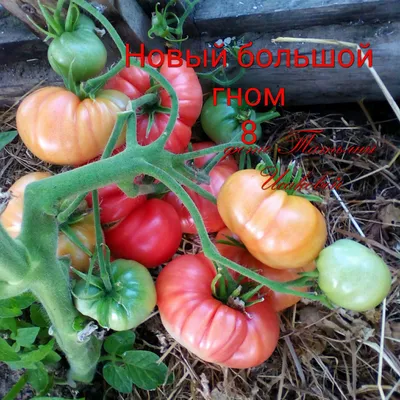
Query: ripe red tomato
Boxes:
[
  {"xmin": 86, "ymin": 181, "xmax": 146, "ymax": 224},
  {"xmin": 156, "ymin": 253, "xmax": 279, "ymax": 368},
  {"xmin": 105, "ymin": 55, "xmax": 202, "ymax": 153},
  {"xmin": 164, "ymin": 142, "xmax": 238, "ymax": 233},
  {"xmin": 215, "ymin": 228, "xmax": 316, "ymax": 312},
  {"xmin": 104, "ymin": 199, "xmax": 182, "ymax": 268}
]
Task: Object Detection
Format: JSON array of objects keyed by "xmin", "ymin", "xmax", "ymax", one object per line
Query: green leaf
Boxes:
[
  {"xmin": 104, "ymin": 331, "xmax": 135, "ymax": 356},
  {"xmin": 0, "ymin": 318, "xmax": 17, "ymax": 334},
  {"xmin": 30, "ymin": 304, "xmax": 50, "ymax": 328},
  {"xmin": 0, "ymin": 337, "xmax": 20, "ymax": 362},
  {"xmin": 0, "ymin": 130, "xmax": 18, "ymax": 151},
  {"xmin": 15, "ymin": 327, "xmax": 40, "ymax": 347},
  {"xmin": 0, "ymin": 293, "xmax": 36, "ymax": 318},
  {"xmin": 124, "ymin": 350, "xmax": 168, "ymax": 390},
  {"xmin": 27, "ymin": 363, "xmax": 49, "ymax": 393},
  {"xmin": 9, "ymin": 339, "xmax": 55, "ymax": 369},
  {"xmin": 42, "ymin": 350, "xmax": 61, "ymax": 365},
  {"xmin": 103, "ymin": 363, "xmax": 132, "ymax": 393}
]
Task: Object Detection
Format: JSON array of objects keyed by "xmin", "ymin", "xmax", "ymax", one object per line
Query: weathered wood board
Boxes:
[
  {"xmin": 194, "ymin": 0, "xmax": 400, "ymax": 36},
  {"xmin": 201, "ymin": 19, "xmax": 400, "ymax": 106}
]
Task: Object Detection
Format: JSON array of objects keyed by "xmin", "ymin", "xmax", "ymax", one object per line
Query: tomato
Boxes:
[
  {"xmin": 156, "ymin": 254, "xmax": 279, "ymax": 368},
  {"xmin": 73, "ymin": 259, "xmax": 156, "ymax": 331},
  {"xmin": 215, "ymin": 228, "xmax": 316, "ymax": 312},
  {"xmin": 217, "ymin": 169, "xmax": 327, "ymax": 269},
  {"xmin": 86, "ymin": 182, "xmax": 146, "ymax": 224},
  {"xmin": 201, "ymin": 90, "xmax": 278, "ymax": 144},
  {"xmin": 104, "ymin": 199, "xmax": 182, "ymax": 268},
  {"xmin": 48, "ymin": 15, "xmax": 107, "ymax": 82},
  {"xmin": 16, "ymin": 87, "xmax": 129, "ymax": 165},
  {"xmin": 316, "ymin": 239, "xmax": 392, "ymax": 312},
  {"xmin": 0, "ymin": 172, "xmax": 96, "ymax": 273},
  {"xmin": 164, "ymin": 142, "xmax": 238, "ymax": 233},
  {"xmin": 105, "ymin": 56, "xmax": 202, "ymax": 153}
]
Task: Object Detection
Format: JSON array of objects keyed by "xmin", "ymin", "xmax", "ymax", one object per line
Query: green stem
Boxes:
[
  {"xmin": 92, "ymin": 190, "xmax": 112, "ymax": 292},
  {"xmin": 60, "ymin": 225, "xmax": 93, "ymax": 257},
  {"xmin": 254, "ymin": 110, "xmax": 280, "ymax": 124},
  {"xmin": 3, "ymin": 373, "xmax": 28, "ymax": 400}
]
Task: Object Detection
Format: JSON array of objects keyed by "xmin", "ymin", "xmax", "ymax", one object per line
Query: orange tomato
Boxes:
[
  {"xmin": 217, "ymin": 169, "xmax": 327, "ymax": 269},
  {"xmin": 216, "ymin": 228, "xmax": 316, "ymax": 312},
  {"xmin": 16, "ymin": 87, "xmax": 129, "ymax": 166},
  {"xmin": 1, "ymin": 172, "xmax": 96, "ymax": 273}
]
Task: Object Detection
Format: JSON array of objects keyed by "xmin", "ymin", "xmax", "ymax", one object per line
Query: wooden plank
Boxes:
[
  {"xmin": 201, "ymin": 20, "xmax": 400, "ymax": 106},
  {"xmin": 0, "ymin": 8, "xmax": 48, "ymax": 63},
  {"xmin": 194, "ymin": 0, "xmax": 400, "ymax": 36}
]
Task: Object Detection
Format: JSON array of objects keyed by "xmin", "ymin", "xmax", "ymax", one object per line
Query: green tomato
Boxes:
[
  {"xmin": 73, "ymin": 260, "xmax": 156, "ymax": 331},
  {"xmin": 201, "ymin": 90, "xmax": 262, "ymax": 144},
  {"xmin": 48, "ymin": 15, "xmax": 107, "ymax": 82},
  {"xmin": 316, "ymin": 239, "xmax": 391, "ymax": 312}
]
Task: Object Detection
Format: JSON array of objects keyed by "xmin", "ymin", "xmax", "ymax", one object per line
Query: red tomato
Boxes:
[
  {"xmin": 156, "ymin": 253, "xmax": 279, "ymax": 368},
  {"xmin": 105, "ymin": 55, "xmax": 202, "ymax": 153},
  {"xmin": 215, "ymin": 228, "xmax": 316, "ymax": 312},
  {"xmin": 164, "ymin": 142, "xmax": 238, "ymax": 233},
  {"xmin": 104, "ymin": 199, "xmax": 182, "ymax": 268}
]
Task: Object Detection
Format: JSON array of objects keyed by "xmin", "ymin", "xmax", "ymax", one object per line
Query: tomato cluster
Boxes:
[{"xmin": 7, "ymin": 27, "xmax": 392, "ymax": 375}]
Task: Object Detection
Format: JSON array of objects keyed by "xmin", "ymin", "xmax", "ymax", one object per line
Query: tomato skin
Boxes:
[
  {"xmin": 16, "ymin": 87, "xmax": 129, "ymax": 165},
  {"xmin": 104, "ymin": 199, "xmax": 182, "ymax": 268},
  {"xmin": 200, "ymin": 90, "xmax": 262, "ymax": 144},
  {"xmin": 215, "ymin": 228, "xmax": 316, "ymax": 312},
  {"xmin": 217, "ymin": 169, "xmax": 327, "ymax": 269},
  {"xmin": 86, "ymin": 183, "xmax": 147, "ymax": 224},
  {"xmin": 74, "ymin": 259, "xmax": 157, "ymax": 331},
  {"xmin": 0, "ymin": 172, "xmax": 96, "ymax": 274},
  {"xmin": 156, "ymin": 254, "xmax": 279, "ymax": 368},
  {"xmin": 105, "ymin": 56, "xmax": 202, "ymax": 153},
  {"xmin": 164, "ymin": 142, "xmax": 238, "ymax": 234},
  {"xmin": 48, "ymin": 15, "xmax": 107, "ymax": 82},
  {"xmin": 317, "ymin": 239, "xmax": 392, "ymax": 312}
]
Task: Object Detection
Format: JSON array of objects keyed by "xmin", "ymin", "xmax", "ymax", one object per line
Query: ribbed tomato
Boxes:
[
  {"xmin": 217, "ymin": 169, "xmax": 327, "ymax": 269},
  {"xmin": 164, "ymin": 142, "xmax": 238, "ymax": 233},
  {"xmin": 105, "ymin": 55, "xmax": 202, "ymax": 153},
  {"xmin": 1, "ymin": 172, "xmax": 96, "ymax": 273},
  {"xmin": 156, "ymin": 253, "xmax": 280, "ymax": 368},
  {"xmin": 216, "ymin": 228, "xmax": 316, "ymax": 312},
  {"xmin": 16, "ymin": 87, "xmax": 129, "ymax": 165}
]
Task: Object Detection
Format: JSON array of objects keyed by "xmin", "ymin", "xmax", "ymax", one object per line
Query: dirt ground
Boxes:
[{"xmin": 0, "ymin": 99, "xmax": 399, "ymax": 399}]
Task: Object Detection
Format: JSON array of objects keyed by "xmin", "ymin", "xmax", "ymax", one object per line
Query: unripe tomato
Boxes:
[
  {"xmin": 217, "ymin": 169, "xmax": 327, "ymax": 269},
  {"xmin": 156, "ymin": 254, "xmax": 280, "ymax": 368},
  {"xmin": 74, "ymin": 259, "xmax": 157, "ymax": 331},
  {"xmin": 0, "ymin": 172, "xmax": 96, "ymax": 274},
  {"xmin": 48, "ymin": 15, "xmax": 107, "ymax": 82},
  {"xmin": 317, "ymin": 239, "xmax": 392, "ymax": 312},
  {"xmin": 16, "ymin": 87, "xmax": 129, "ymax": 165},
  {"xmin": 216, "ymin": 228, "xmax": 316, "ymax": 312}
]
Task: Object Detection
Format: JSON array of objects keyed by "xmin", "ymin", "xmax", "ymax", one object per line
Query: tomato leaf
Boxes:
[
  {"xmin": 15, "ymin": 327, "xmax": 40, "ymax": 347},
  {"xmin": 0, "ymin": 130, "xmax": 18, "ymax": 151},
  {"xmin": 123, "ymin": 350, "xmax": 168, "ymax": 390},
  {"xmin": 8, "ymin": 339, "xmax": 55, "ymax": 369},
  {"xmin": 103, "ymin": 363, "xmax": 133, "ymax": 393},
  {"xmin": 0, "ymin": 318, "xmax": 17, "ymax": 334},
  {"xmin": 104, "ymin": 331, "xmax": 135, "ymax": 356},
  {"xmin": 0, "ymin": 337, "xmax": 20, "ymax": 362},
  {"xmin": 0, "ymin": 293, "xmax": 37, "ymax": 318},
  {"xmin": 42, "ymin": 350, "xmax": 61, "ymax": 365},
  {"xmin": 27, "ymin": 362, "xmax": 49, "ymax": 393},
  {"xmin": 30, "ymin": 304, "xmax": 50, "ymax": 328}
]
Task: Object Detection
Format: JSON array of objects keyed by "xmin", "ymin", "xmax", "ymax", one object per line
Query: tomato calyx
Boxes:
[{"xmin": 211, "ymin": 263, "xmax": 265, "ymax": 312}]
